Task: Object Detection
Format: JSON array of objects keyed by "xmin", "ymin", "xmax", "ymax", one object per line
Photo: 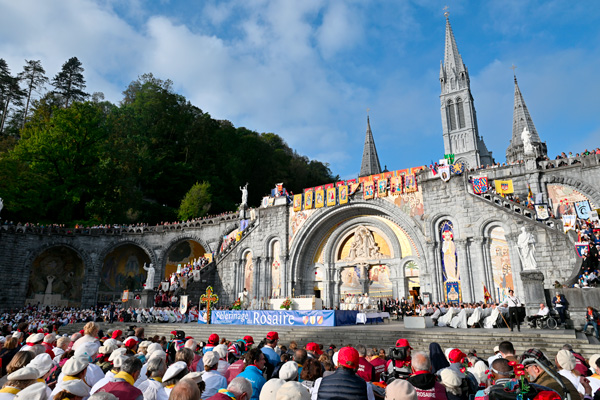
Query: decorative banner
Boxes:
[
  {"xmin": 348, "ymin": 182, "xmax": 361, "ymax": 195},
  {"xmin": 445, "ymin": 282, "xmax": 461, "ymax": 304},
  {"xmin": 590, "ymin": 210, "xmax": 599, "ymax": 222},
  {"xmin": 261, "ymin": 196, "xmax": 270, "ymax": 208},
  {"xmin": 267, "ymin": 197, "xmax": 274, "ymax": 206},
  {"xmin": 358, "ymin": 176, "xmax": 370, "ymax": 183},
  {"xmin": 371, "ymin": 174, "xmax": 381, "ymax": 181},
  {"xmin": 411, "ymin": 166, "xmax": 426, "ymax": 174},
  {"xmin": 339, "ymin": 185, "xmax": 348, "ymax": 205},
  {"xmin": 276, "ymin": 183, "xmax": 284, "ymax": 195},
  {"xmin": 472, "ymin": 177, "xmax": 488, "ymax": 194},
  {"xmin": 439, "ymin": 165, "xmax": 451, "ymax": 182},
  {"xmin": 315, "ymin": 189, "xmax": 325, "ymax": 208},
  {"xmin": 396, "ymin": 168, "xmax": 409, "ymax": 177},
  {"xmin": 326, "ymin": 187, "xmax": 336, "ymax": 206},
  {"xmin": 363, "ymin": 181, "xmax": 375, "ymax": 200},
  {"xmin": 575, "ymin": 242, "xmax": 589, "ymax": 258},
  {"xmin": 563, "ymin": 215, "xmax": 576, "ymax": 232},
  {"xmin": 405, "ymin": 174, "xmax": 418, "ymax": 193},
  {"xmin": 180, "ymin": 275, "xmax": 189, "ymax": 290},
  {"xmin": 377, "ymin": 178, "xmax": 387, "ymax": 197},
  {"xmin": 314, "ymin": 185, "xmax": 323, "ymax": 192},
  {"xmin": 122, "ymin": 290, "xmax": 130, "ymax": 303},
  {"xmin": 323, "ymin": 183, "xmax": 335, "ymax": 190},
  {"xmin": 390, "ymin": 176, "xmax": 403, "ymax": 195},
  {"xmin": 535, "ymin": 204, "xmax": 550, "ymax": 220},
  {"xmin": 494, "ymin": 180, "xmax": 514, "ymax": 195},
  {"xmin": 383, "ymin": 171, "xmax": 394, "ymax": 179},
  {"xmin": 207, "ymin": 310, "xmax": 336, "ymax": 326},
  {"xmin": 161, "ymin": 281, "xmax": 169, "ymax": 292},
  {"xmin": 240, "ymin": 219, "xmax": 249, "ymax": 231},
  {"xmin": 293, "ymin": 194, "xmax": 303, "ymax": 211},
  {"xmin": 197, "ymin": 311, "xmax": 208, "ymax": 324},
  {"xmin": 336, "ymin": 181, "xmax": 346, "ymax": 187},
  {"xmin": 575, "ymin": 200, "xmax": 592, "ymax": 220},
  {"xmin": 180, "ymin": 295, "xmax": 188, "ymax": 314},
  {"xmin": 451, "ymin": 162, "xmax": 465, "ymax": 175},
  {"xmin": 444, "ymin": 153, "xmax": 455, "ymax": 164},
  {"xmin": 193, "ymin": 270, "xmax": 201, "ymax": 282},
  {"xmin": 346, "ymin": 178, "xmax": 357, "ymax": 185},
  {"xmin": 304, "ymin": 189, "xmax": 314, "ymax": 209}
]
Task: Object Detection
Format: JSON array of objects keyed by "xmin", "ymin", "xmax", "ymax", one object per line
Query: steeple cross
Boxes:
[
  {"xmin": 200, "ymin": 286, "xmax": 219, "ymax": 324},
  {"xmin": 443, "ymin": 5, "xmax": 450, "ymax": 18},
  {"xmin": 511, "ymin": 64, "xmax": 517, "ymax": 74}
]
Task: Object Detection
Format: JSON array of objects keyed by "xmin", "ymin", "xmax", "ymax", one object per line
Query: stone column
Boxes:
[
  {"xmin": 322, "ymin": 263, "xmax": 331, "ymax": 308},
  {"xmin": 264, "ymin": 256, "xmax": 272, "ymax": 301},
  {"xmin": 280, "ymin": 256, "xmax": 289, "ymax": 298},
  {"xmin": 334, "ymin": 268, "xmax": 342, "ymax": 308},
  {"xmin": 426, "ymin": 242, "xmax": 440, "ymax": 302},
  {"xmin": 505, "ymin": 233, "xmax": 525, "ymax": 296},
  {"xmin": 470, "ymin": 237, "xmax": 487, "ymax": 301},
  {"xmin": 253, "ymin": 257, "xmax": 261, "ymax": 299},
  {"xmin": 520, "ymin": 271, "xmax": 545, "ymax": 315},
  {"xmin": 456, "ymin": 239, "xmax": 472, "ymax": 303}
]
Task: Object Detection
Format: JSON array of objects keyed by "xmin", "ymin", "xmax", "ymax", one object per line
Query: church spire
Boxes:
[
  {"xmin": 359, "ymin": 115, "xmax": 382, "ymax": 177},
  {"xmin": 506, "ymin": 73, "xmax": 547, "ymax": 162},
  {"xmin": 443, "ymin": 15, "xmax": 466, "ymax": 79}
]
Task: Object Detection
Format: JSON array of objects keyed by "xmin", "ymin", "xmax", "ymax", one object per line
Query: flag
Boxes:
[
  {"xmin": 451, "ymin": 162, "xmax": 465, "ymax": 175},
  {"xmin": 444, "ymin": 153, "xmax": 455, "ymax": 164},
  {"xmin": 180, "ymin": 276, "xmax": 189, "ymax": 290},
  {"xmin": 535, "ymin": 204, "xmax": 549, "ymax": 220},
  {"xmin": 161, "ymin": 281, "xmax": 169, "ymax": 292},
  {"xmin": 472, "ymin": 177, "xmax": 488, "ymax": 194},
  {"xmin": 575, "ymin": 242, "xmax": 589, "ymax": 258},
  {"xmin": 527, "ymin": 185, "xmax": 534, "ymax": 205},
  {"xmin": 304, "ymin": 189, "xmax": 314, "ymax": 209},
  {"xmin": 430, "ymin": 162, "xmax": 438, "ymax": 176},
  {"xmin": 122, "ymin": 290, "xmax": 130, "ymax": 303},
  {"xmin": 364, "ymin": 181, "xmax": 375, "ymax": 200},
  {"xmin": 315, "ymin": 189, "xmax": 325, "ymax": 208},
  {"xmin": 439, "ymin": 165, "xmax": 450, "ymax": 182},
  {"xmin": 193, "ymin": 270, "xmax": 201, "ymax": 282},
  {"xmin": 339, "ymin": 185, "xmax": 348, "ymax": 204},
  {"xmin": 563, "ymin": 215, "xmax": 576, "ymax": 232},
  {"xmin": 405, "ymin": 174, "xmax": 418, "ymax": 192},
  {"xmin": 483, "ymin": 284, "xmax": 491, "ymax": 303},
  {"xmin": 391, "ymin": 176, "xmax": 403, "ymax": 195},
  {"xmin": 575, "ymin": 200, "xmax": 592, "ymax": 220},
  {"xmin": 494, "ymin": 180, "xmax": 514, "ymax": 196},
  {"xmin": 326, "ymin": 187, "xmax": 336, "ymax": 206},
  {"xmin": 378, "ymin": 178, "xmax": 388, "ymax": 197},
  {"xmin": 180, "ymin": 295, "xmax": 188, "ymax": 314},
  {"xmin": 293, "ymin": 194, "xmax": 302, "ymax": 211}
]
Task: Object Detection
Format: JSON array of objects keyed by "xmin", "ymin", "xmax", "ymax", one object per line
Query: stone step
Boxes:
[{"xmin": 64, "ymin": 321, "xmax": 600, "ymax": 360}]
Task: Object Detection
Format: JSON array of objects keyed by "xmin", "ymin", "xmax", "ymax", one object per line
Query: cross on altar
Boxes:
[{"xmin": 200, "ymin": 286, "xmax": 219, "ymax": 324}]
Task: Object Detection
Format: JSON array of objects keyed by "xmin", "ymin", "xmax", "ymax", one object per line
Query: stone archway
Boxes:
[
  {"xmin": 26, "ymin": 245, "xmax": 86, "ymax": 307},
  {"xmin": 163, "ymin": 237, "xmax": 207, "ymax": 279},
  {"xmin": 99, "ymin": 243, "xmax": 151, "ymax": 303}
]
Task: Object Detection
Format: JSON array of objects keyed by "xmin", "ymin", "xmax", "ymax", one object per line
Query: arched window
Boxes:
[
  {"xmin": 446, "ymin": 100, "xmax": 456, "ymax": 131},
  {"xmin": 456, "ymin": 98, "xmax": 465, "ymax": 129}
]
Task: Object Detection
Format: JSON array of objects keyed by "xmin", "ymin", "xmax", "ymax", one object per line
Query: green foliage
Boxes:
[
  {"xmin": 0, "ymin": 68, "xmax": 338, "ymax": 225},
  {"xmin": 178, "ymin": 181, "xmax": 212, "ymax": 220},
  {"xmin": 51, "ymin": 57, "xmax": 88, "ymax": 107}
]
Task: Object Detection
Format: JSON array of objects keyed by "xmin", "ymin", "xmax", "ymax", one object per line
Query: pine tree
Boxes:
[
  {"xmin": 0, "ymin": 59, "xmax": 25, "ymax": 134},
  {"xmin": 51, "ymin": 56, "xmax": 88, "ymax": 107},
  {"xmin": 18, "ymin": 60, "xmax": 48, "ymax": 128}
]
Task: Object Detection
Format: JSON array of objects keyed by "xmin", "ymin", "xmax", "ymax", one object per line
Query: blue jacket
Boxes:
[
  {"xmin": 261, "ymin": 346, "xmax": 280, "ymax": 367},
  {"xmin": 316, "ymin": 367, "xmax": 368, "ymax": 400},
  {"xmin": 238, "ymin": 365, "xmax": 266, "ymax": 400}
]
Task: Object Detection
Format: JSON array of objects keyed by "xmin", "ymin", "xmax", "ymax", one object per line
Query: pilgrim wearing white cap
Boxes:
[
  {"xmin": 61, "ymin": 378, "xmax": 91, "ymax": 398},
  {"xmin": 90, "ymin": 354, "xmax": 128, "ymax": 395},
  {"xmin": 163, "ymin": 361, "xmax": 189, "ymax": 397},
  {"xmin": 0, "ymin": 367, "xmax": 40, "ymax": 399},
  {"xmin": 202, "ymin": 351, "xmax": 227, "ymax": 398},
  {"xmin": 50, "ymin": 357, "xmax": 90, "ymax": 399},
  {"xmin": 13, "ymin": 382, "xmax": 48, "ymax": 400}
]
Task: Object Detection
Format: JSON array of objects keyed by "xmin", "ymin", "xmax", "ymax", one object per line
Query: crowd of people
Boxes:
[{"xmin": 0, "ymin": 321, "xmax": 599, "ymax": 399}]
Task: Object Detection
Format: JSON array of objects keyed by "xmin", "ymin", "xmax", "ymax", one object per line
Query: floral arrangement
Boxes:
[
  {"xmin": 280, "ymin": 298, "xmax": 292, "ymax": 310},
  {"xmin": 232, "ymin": 299, "xmax": 242, "ymax": 310}
]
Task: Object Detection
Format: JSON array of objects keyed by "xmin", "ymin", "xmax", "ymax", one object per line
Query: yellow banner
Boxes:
[
  {"xmin": 364, "ymin": 181, "xmax": 375, "ymax": 200},
  {"xmin": 293, "ymin": 194, "xmax": 302, "ymax": 211},
  {"xmin": 315, "ymin": 189, "xmax": 325, "ymax": 208},
  {"xmin": 304, "ymin": 190, "xmax": 313, "ymax": 209},
  {"xmin": 339, "ymin": 185, "xmax": 348, "ymax": 204},
  {"xmin": 495, "ymin": 180, "xmax": 514, "ymax": 195},
  {"xmin": 326, "ymin": 187, "xmax": 336, "ymax": 206},
  {"xmin": 378, "ymin": 179, "xmax": 387, "ymax": 197}
]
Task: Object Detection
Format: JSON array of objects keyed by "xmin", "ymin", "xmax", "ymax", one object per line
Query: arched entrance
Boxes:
[
  {"xmin": 404, "ymin": 260, "xmax": 420, "ymax": 303},
  {"xmin": 26, "ymin": 246, "xmax": 85, "ymax": 307},
  {"xmin": 99, "ymin": 244, "xmax": 150, "ymax": 303},
  {"xmin": 164, "ymin": 239, "xmax": 206, "ymax": 278}
]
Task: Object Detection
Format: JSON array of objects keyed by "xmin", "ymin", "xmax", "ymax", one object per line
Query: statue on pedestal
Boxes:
[
  {"xmin": 143, "ymin": 263, "xmax": 155, "ymax": 290},
  {"xmin": 517, "ymin": 227, "xmax": 537, "ymax": 271},
  {"xmin": 45, "ymin": 275, "xmax": 55, "ymax": 295},
  {"xmin": 240, "ymin": 183, "xmax": 249, "ymax": 207}
]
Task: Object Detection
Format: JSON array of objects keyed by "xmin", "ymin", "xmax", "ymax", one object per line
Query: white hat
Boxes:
[
  {"xmin": 589, "ymin": 354, "xmax": 600, "ymax": 371},
  {"xmin": 74, "ymin": 341, "xmax": 100, "ymax": 359},
  {"xmin": 147, "ymin": 343, "xmax": 163, "ymax": 358},
  {"xmin": 28, "ymin": 353, "xmax": 54, "ymax": 378},
  {"xmin": 61, "ymin": 379, "xmax": 91, "ymax": 397},
  {"xmin": 556, "ymin": 349, "xmax": 576, "ymax": 371},
  {"xmin": 14, "ymin": 382, "xmax": 48, "ymax": 400},
  {"xmin": 113, "ymin": 354, "xmax": 128, "ymax": 369},
  {"xmin": 163, "ymin": 361, "xmax": 188, "ymax": 382},
  {"xmin": 109, "ymin": 347, "xmax": 128, "ymax": 362},
  {"xmin": 203, "ymin": 351, "xmax": 220, "ymax": 368},
  {"xmin": 260, "ymin": 379, "xmax": 285, "ymax": 400},
  {"xmin": 13, "ymin": 332, "xmax": 23, "ymax": 339},
  {"xmin": 62, "ymin": 356, "xmax": 90, "ymax": 376},
  {"xmin": 0, "ymin": 336, "xmax": 6, "ymax": 344},
  {"xmin": 213, "ymin": 344, "xmax": 228, "ymax": 359},
  {"xmin": 493, "ymin": 345, "xmax": 500, "ymax": 353},
  {"xmin": 103, "ymin": 338, "xmax": 119, "ymax": 348},
  {"xmin": 99, "ymin": 341, "xmax": 118, "ymax": 355},
  {"xmin": 279, "ymin": 361, "xmax": 298, "ymax": 381},
  {"xmin": 275, "ymin": 381, "xmax": 310, "ymax": 400},
  {"xmin": 27, "ymin": 333, "xmax": 44, "ymax": 344},
  {"xmin": 440, "ymin": 368, "xmax": 462, "ymax": 388},
  {"xmin": 184, "ymin": 371, "xmax": 203, "ymax": 384},
  {"xmin": 43, "ymin": 333, "xmax": 56, "ymax": 344},
  {"xmin": 149, "ymin": 350, "xmax": 167, "ymax": 361},
  {"xmin": 385, "ymin": 379, "xmax": 418, "ymax": 400},
  {"xmin": 139, "ymin": 340, "xmax": 152, "ymax": 348},
  {"xmin": 332, "ymin": 351, "xmax": 339, "ymax": 367},
  {"xmin": 8, "ymin": 366, "xmax": 39, "ymax": 381}
]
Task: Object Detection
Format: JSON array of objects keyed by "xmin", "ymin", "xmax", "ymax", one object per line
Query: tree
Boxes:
[
  {"xmin": 18, "ymin": 60, "xmax": 48, "ymax": 128},
  {"xmin": 51, "ymin": 57, "xmax": 88, "ymax": 107},
  {"xmin": 178, "ymin": 181, "xmax": 212, "ymax": 220},
  {"xmin": 0, "ymin": 59, "xmax": 25, "ymax": 135}
]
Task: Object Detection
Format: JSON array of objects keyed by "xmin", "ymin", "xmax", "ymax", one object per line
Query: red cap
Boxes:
[
  {"xmin": 395, "ymin": 339, "xmax": 412, "ymax": 349},
  {"xmin": 111, "ymin": 330, "xmax": 123, "ymax": 339},
  {"xmin": 448, "ymin": 349, "xmax": 467, "ymax": 364},
  {"xmin": 79, "ymin": 330, "xmax": 85, "ymax": 335},
  {"xmin": 338, "ymin": 346, "xmax": 359, "ymax": 369},
  {"xmin": 306, "ymin": 342, "xmax": 323, "ymax": 355},
  {"xmin": 208, "ymin": 333, "xmax": 219, "ymax": 345},
  {"xmin": 243, "ymin": 335, "xmax": 254, "ymax": 345},
  {"xmin": 185, "ymin": 336, "xmax": 194, "ymax": 340},
  {"xmin": 266, "ymin": 331, "xmax": 279, "ymax": 341},
  {"xmin": 123, "ymin": 337, "xmax": 139, "ymax": 348}
]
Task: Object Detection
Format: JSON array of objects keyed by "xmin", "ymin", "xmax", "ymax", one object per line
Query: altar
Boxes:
[{"xmin": 269, "ymin": 296, "xmax": 323, "ymax": 310}]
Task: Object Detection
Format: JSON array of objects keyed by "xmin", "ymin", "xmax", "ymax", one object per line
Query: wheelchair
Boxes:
[{"xmin": 530, "ymin": 313, "xmax": 558, "ymax": 329}]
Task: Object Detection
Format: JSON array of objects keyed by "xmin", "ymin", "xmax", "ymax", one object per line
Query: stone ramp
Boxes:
[{"xmin": 63, "ymin": 321, "xmax": 600, "ymax": 360}]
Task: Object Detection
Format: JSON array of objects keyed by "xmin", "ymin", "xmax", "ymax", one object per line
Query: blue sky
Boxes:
[{"xmin": 1, "ymin": 0, "xmax": 599, "ymax": 181}]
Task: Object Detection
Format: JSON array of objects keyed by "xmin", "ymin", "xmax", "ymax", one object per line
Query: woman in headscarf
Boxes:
[{"xmin": 428, "ymin": 343, "xmax": 449, "ymax": 374}]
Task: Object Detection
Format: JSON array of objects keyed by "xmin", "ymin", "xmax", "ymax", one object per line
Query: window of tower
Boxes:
[
  {"xmin": 447, "ymin": 100, "xmax": 457, "ymax": 131},
  {"xmin": 456, "ymin": 98, "xmax": 465, "ymax": 129}
]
